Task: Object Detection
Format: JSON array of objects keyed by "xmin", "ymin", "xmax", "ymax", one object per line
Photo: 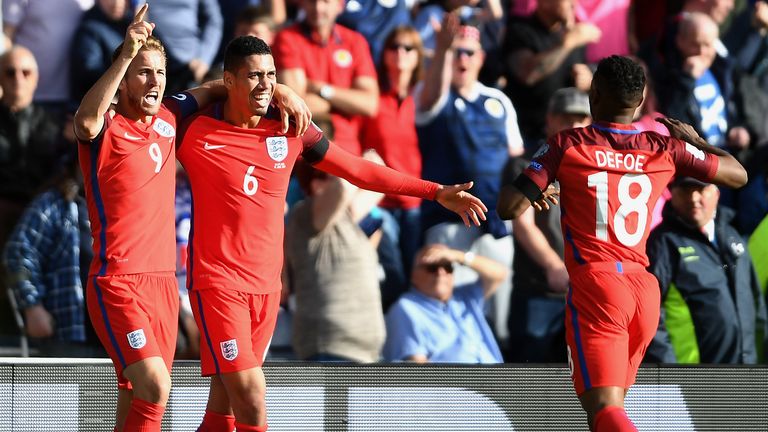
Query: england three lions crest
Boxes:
[
  {"xmin": 127, "ymin": 329, "xmax": 146, "ymax": 349},
  {"xmin": 221, "ymin": 339, "xmax": 239, "ymax": 361},
  {"xmin": 266, "ymin": 136, "xmax": 288, "ymax": 162}
]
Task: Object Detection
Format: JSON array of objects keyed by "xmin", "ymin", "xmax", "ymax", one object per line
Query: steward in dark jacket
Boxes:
[{"xmin": 646, "ymin": 188, "xmax": 767, "ymax": 364}]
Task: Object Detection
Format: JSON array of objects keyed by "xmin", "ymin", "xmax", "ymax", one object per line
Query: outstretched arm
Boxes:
[
  {"xmin": 74, "ymin": 4, "xmax": 154, "ymax": 141},
  {"xmin": 313, "ymin": 143, "xmax": 487, "ymax": 226}
]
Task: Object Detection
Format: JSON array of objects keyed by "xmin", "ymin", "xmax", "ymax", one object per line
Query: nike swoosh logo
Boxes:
[
  {"xmin": 204, "ymin": 142, "xmax": 226, "ymax": 150},
  {"xmin": 124, "ymin": 132, "xmax": 142, "ymax": 140}
]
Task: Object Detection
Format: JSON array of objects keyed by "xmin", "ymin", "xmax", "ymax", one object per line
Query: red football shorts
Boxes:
[
  {"xmin": 87, "ymin": 272, "xmax": 180, "ymax": 389},
  {"xmin": 565, "ymin": 262, "xmax": 660, "ymax": 395},
  {"xmin": 191, "ymin": 288, "xmax": 280, "ymax": 376}
]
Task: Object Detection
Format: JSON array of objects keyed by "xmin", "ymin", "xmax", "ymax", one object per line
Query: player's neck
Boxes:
[
  {"xmin": 222, "ymin": 100, "xmax": 263, "ymax": 128},
  {"xmin": 592, "ymin": 108, "xmax": 636, "ymax": 125}
]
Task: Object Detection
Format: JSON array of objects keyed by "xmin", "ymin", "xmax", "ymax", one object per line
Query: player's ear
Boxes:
[{"xmin": 223, "ymin": 70, "xmax": 235, "ymax": 89}]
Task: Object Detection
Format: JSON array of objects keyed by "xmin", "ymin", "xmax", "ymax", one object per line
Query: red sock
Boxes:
[
  {"xmin": 593, "ymin": 406, "xmax": 638, "ymax": 432},
  {"xmin": 122, "ymin": 398, "xmax": 165, "ymax": 432},
  {"xmin": 234, "ymin": 422, "xmax": 268, "ymax": 432},
  {"xmin": 197, "ymin": 410, "xmax": 236, "ymax": 432}
]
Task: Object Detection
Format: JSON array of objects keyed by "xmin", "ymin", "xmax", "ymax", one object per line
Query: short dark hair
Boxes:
[
  {"xmin": 593, "ymin": 55, "xmax": 645, "ymax": 107},
  {"xmin": 224, "ymin": 36, "xmax": 272, "ymax": 74}
]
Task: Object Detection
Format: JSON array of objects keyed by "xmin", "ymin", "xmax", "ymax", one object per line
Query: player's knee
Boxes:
[
  {"xmin": 229, "ymin": 385, "xmax": 266, "ymax": 414},
  {"xmin": 134, "ymin": 370, "xmax": 171, "ymax": 404}
]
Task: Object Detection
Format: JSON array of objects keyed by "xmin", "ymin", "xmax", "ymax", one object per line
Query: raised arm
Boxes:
[
  {"xmin": 417, "ymin": 12, "xmax": 458, "ymax": 112},
  {"xmin": 658, "ymin": 117, "xmax": 748, "ymax": 188},
  {"xmin": 73, "ymin": 4, "xmax": 154, "ymax": 141}
]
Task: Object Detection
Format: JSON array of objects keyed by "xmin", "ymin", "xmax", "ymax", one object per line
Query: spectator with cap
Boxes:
[
  {"xmin": 383, "ymin": 243, "xmax": 507, "ymax": 363},
  {"xmin": 645, "ymin": 176, "xmax": 767, "ymax": 364},
  {"xmin": 415, "ymin": 14, "xmax": 524, "ymax": 347},
  {"xmin": 500, "ymin": 87, "xmax": 590, "ymax": 363}
]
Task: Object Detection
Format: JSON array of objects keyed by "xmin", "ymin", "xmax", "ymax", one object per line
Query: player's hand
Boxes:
[
  {"xmin": 435, "ymin": 182, "xmax": 488, "ymax": 227},
  {"xmin": 121, "ymin": 4, "xmax": 155, "ymax": 60},
  {"xmin": 24, "ymin": 305, "xmax": 55, "ymax": 339},
  {"xmin": 273, "ymin": 83, "xmax": 311, "ymax": 136},
  {"xmin": 656, "ymin": 117, "xmax": 701, "ymax": 143},
  {"xmin": 532, "ymin": 183, "xmax": 560, "ymax": 211}
]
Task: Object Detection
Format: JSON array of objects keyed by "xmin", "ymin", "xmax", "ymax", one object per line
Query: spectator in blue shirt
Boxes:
[
  {"xmin": 2, "ymin": 163, "xmax": 102, "ymax": 357},
  {"xmin": 383, "ymin": 243, "xmax": 507, "ymax": 363}
]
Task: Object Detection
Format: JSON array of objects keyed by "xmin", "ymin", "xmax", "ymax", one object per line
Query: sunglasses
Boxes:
[
  {"xmin": 454, "ymin": 48, "xmax": 477, "ymax": 58},
  {"xmin": 387, "ymin": 43, "xmax": 416, "ymax": 53},
  {"xmin": 4, "ymin": 68, "xmax": 33, "ymax": 79},
  {"xmin": 421, "ymin": 262, "xmax": 454, "ymax": 274}
]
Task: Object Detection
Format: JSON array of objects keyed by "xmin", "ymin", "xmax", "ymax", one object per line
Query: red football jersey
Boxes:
[
  {"xmin": 176, "ymin": 105, "xmax": 325, "ymax": 294},
  {"xmin": 79, "ymin": 96, "xmax": 197, "ymax": 276},
  {"xmin": 522, "ymin": 122, "xmax": 719, "ymax": 268}
]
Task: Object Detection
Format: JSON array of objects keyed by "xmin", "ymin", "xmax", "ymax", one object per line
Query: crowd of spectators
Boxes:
[{"xmin": 0, "ymin": 0, "xmax": 766, "ymax": 364}]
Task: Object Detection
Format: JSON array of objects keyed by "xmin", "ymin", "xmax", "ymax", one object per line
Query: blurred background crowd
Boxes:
[{"xmin": 0, "ymin": 0, "xmax": 766, "ymax": 365}]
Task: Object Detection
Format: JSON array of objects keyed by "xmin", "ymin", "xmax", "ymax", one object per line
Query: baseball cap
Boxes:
[
  {"xmin": 670, "ymin": 176, "xmax": 711, "ymax": 188},
  {"xmin": 548, "ymin": 87, "xmax": 591, "ymax": 116}
]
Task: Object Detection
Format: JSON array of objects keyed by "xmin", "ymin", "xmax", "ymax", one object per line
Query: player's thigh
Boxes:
[
  {"xmin": 626, "ymin": 272, "xmax": 662, "ymax": 387},
  {"xmin": 87, "ymin": 272, "xmax": 178, "ymax": 388},
  {"xmin": 248, "ymin": 291, "xmax": 281, "ymax": 366},
  {"xmin": 566, "ymin": 271, "xmax": 636, "ymax": 395}
]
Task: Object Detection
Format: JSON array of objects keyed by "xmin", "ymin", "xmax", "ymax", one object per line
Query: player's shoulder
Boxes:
[
  {"xmin": 548, "ymin": 126, "xmax": 588, "ymax": 149},
  {"xmin": 632, "ymin": 130, "xmax": 681, "ymax": 153}
]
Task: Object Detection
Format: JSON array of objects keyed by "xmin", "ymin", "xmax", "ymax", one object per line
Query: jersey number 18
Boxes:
[{"xmin": 587, "ymin": 171, "xmax": 652, "ymax": 247}]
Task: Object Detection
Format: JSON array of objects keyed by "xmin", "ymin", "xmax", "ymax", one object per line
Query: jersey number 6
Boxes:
[
  {"xmin": 243, "ymin": 165, "xmax": 259, "ymax": 196},
  {"xmin": 587, "ymin": 171, "xmax": 652, "ymax": 247}
]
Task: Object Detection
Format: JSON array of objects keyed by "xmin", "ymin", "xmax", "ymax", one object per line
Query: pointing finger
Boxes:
[{"xmin": 134, "ymin": 3, "xmax": 148, "ymax": 23}]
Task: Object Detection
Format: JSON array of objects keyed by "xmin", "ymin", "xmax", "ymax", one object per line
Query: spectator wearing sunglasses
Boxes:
[
  {"xmin": 360, "ymin": 26, "xmax": 426, "ymax": 310},
  {"xmin": 415, "ymin": 14, "xmax": 523, "ymax": 349},
  {"xmin": 382, "ymin": 243, "xmax": 507, "ymax": 363}
]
